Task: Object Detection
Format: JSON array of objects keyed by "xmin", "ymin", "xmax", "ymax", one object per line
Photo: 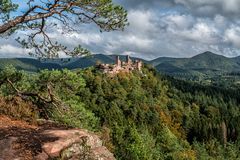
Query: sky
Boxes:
[{"xmin": 1, "ymin": 0, "xmax": 240, "ymax": 60}]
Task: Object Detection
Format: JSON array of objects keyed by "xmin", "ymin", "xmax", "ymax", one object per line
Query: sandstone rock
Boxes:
[
  {"xmin": 0, "ymin": 116, "xmax": 115, "ymax": 160},
  {"xmin": 40, "ymin": 129, "xmax": 114, "ymax": 160}
]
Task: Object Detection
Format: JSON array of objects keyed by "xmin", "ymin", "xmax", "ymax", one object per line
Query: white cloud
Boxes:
[
  {"xmin": 67, "ymin": 33, "xmax": 102, "ymax": 45},
  {"xmin": 181, "ymin": 22, "xmax": 219, "ymax": 44},
  {"xmin": 2, "ymin": 0, "xmax": 240, "ymax": 59},
  {"xmin": 222, "ymin": 0, "xmax": 240, "ymax": 13},
  {"xmin": 127, "ymin": 10, "xmax": 155, "ymax": 33},
  {"xmin": 214, "ymin": 15, "xmax": 227, "ymax": 27},
  {"xmin": 224, "ymin": 26, "xmax": 240, "ymax": 48},
  {"xmin": 164, "ymin": 14, "xmax": 195, "ymax": 29},
  {"xmin": 0, "ymin": 44, "xmax": 31, "ymax": 58},
  {"xmin": 175, "ymin": 0, "xmax": 240, "ymax": 16}
]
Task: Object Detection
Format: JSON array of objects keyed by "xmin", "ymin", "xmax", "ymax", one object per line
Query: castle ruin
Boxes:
[{"xmin": 97, "ymin": 55, "xmax": 143, "ymax": 74}]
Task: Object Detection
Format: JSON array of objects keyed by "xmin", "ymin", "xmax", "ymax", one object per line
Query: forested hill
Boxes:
[
  {"xmin": 3, "ymin": 52, "xmax": 240, "ymax": 87},
  {"xmin": 151, "ymin": 51, "xmax": 240, "ymax": 87},
  {"xmin": 2, "ymin": 52, "xmax": 240, "ymax": 74},
  {"xmin": 1, "ymin": 65, "xmax": 240, "ymax": 159},
  {"xmin": 0, "ymin": 54, "xmax": 146, "ymax": 72},
  {"xmin": 152, "ymin": 51, "xmax": 240, "ymax": 74}
]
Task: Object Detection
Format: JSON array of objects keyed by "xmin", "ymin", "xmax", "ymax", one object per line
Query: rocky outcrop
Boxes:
[{"xmin": 0, "ymin": 116, "xmax": 115, "ymax": 160}]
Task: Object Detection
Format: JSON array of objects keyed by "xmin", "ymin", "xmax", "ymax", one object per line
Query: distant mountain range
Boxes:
[
  {"xmin": 0, "ymin": 54, "xmax": 147, "ymax": 72},
  {"xmin": 2, "ymin": 51, "xmax": 240, "ymax": 78},
  {"xmin": 152, "ymin": 51, "xmax": 240, "ymax": 75}
]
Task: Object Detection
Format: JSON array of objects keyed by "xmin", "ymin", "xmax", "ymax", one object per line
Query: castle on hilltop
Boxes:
[{"xmin": 97, "ymin": 55, "xmax": 143, "ymax": 74}]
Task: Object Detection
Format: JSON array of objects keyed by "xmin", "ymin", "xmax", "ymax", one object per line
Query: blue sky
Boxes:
[{"xmin": 1, "ymin": 0, "xmax": 240, "ymax": 59}]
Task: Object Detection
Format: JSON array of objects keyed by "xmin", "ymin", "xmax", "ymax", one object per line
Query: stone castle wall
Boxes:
[{"xmin": 97, "ymin": 55, "xmax": 142, "ymax": 74}]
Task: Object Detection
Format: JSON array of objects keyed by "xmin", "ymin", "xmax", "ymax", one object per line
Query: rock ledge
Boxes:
[{"xmin": 0, "ymin": 116, "xmax": 115, "ymax": 160}]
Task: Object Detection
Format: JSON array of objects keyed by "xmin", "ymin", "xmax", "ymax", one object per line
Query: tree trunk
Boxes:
[{"xmin": 221, "ymin": 121, "xmax": 227, "ymax": 148}]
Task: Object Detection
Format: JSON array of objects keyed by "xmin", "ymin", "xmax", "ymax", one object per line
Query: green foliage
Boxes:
[
  {"xmin": 77, "ymin": 67, "xmax": 240, "ymax": 159},
  {"xmin": 0, "ymin": 0, "xmax": 18, "ymax": 19},
  {"xmin": 51, "ymin": 99, "xmax": 100, "ymax": 131},
  {"xmin": 4, "ymin": 52, "xmax": 240, "ymax": 88},
  {"xmin": 1, "ymin": 65, "xmax": 240, "ymax": 159},
  {"xmin": 0, "ymin": 65, "xmax": 25, "ymax": 96},
  {"xmin": 193, "ymin": 140, "xmax": 240, "ymax": 160},
  {"xmin": 152, "ymin": 51, "xmax": 240, "ymax": 88},
  {"xmin": 77, "ymin": 68, "xmax": 195, "ymax": 159},
  {"xmin": 36, "ymin": 69, "xmax": 85, "ymax": 99}
]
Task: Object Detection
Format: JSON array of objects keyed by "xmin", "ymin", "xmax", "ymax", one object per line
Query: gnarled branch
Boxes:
[{"xmin": 0, "ymin": 0, "xmax": 128, "ymax": 57}]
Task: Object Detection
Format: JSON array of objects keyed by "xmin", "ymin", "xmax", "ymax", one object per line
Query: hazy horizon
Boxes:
[{"xmin": 1, "ymin": 51, "xmax": 240, "ymax": 61}]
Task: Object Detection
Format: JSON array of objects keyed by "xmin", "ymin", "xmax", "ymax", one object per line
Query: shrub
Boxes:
[
  {"xmin": 0, "ymin": 96, "xmax": 38, "ymax": 123},
  {"xmin": 50, "ymin": 99, "xmax": 100, "ymax": 131}
]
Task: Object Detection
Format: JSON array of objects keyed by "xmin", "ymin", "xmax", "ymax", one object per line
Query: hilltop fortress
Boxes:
[{"xmin": 97, "ymin": 55, "xmax": 143, "ymax": 74}]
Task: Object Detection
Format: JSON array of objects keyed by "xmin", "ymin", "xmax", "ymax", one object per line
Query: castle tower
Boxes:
[
  {"xmin": 116, "ymin": 56, "xmax": 121, "ymax": 67},
  {"xmin": 126, "ymin": 55, "xmax": 131, "ymax": 65},
  {"xmin": 136, "ymin": 60, "xmax": 142, "ymax": 71}
]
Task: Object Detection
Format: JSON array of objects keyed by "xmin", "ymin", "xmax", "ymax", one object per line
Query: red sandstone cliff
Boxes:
[{"xmin": 0, "ymin": 116, "xmax": 115, "ymax": 160}]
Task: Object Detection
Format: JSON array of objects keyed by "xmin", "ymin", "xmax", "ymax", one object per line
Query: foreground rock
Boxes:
[{"xmin": 0, "ymin": 116, "xmax": 115, "ymax": 160}]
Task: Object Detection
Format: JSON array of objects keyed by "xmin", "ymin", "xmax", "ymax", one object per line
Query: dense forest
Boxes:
[{"xmin": 0, "ymin": 65, "xmax": 240, "ymax": 160}]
